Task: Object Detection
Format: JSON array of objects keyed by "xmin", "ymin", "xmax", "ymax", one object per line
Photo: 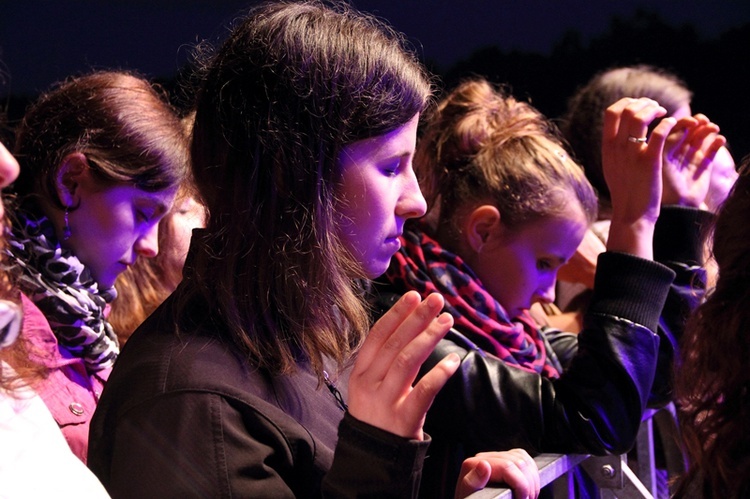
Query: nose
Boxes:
[
  {"xmin": 134, "ymin": 223, "xmax": 160, "ymax": 258},
  {"xmin": 535, "ymin": 279, "xmax": 556, "ymax": 305},
  {"xmin": 0, "ymin": 142, "xmax": 20, "ymax": 189},
  {"xmin": 397, "ymin": 167, "xmax": 427, "ymax": 220}
]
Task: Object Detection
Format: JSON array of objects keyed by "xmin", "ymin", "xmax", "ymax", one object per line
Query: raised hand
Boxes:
[
  {"xmin": 661, "ymin": 114, "xmax": 726, "ymax": 207},
  {"xmin": 601, "ymin": 97, "xmax": 678, "ymax": 260},
  {"xmin": 455, "ymin": 450, "xmax": 540, "ymax": 499},
  {"xmin": 347, "ymin": 291, "xmax": 460, "ymax": 440}
]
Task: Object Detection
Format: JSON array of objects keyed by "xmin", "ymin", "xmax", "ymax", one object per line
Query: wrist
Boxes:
[{"xmin": 607, "ymin": 218, "xmax": 655, "ymax": 260}]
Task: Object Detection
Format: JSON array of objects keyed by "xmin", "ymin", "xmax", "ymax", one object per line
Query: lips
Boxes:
[{"xmin": 384, "ymin": 236, "xmax": 401, "ymax": 253}]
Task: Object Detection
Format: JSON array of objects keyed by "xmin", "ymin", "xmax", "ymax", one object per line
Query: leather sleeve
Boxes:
[
  {"xmin": 421, "ymin": 252, "xmax": 674, "ymax": 456},
  {"xmin": 649, "ymin": 206, "xmax": 711, "ymax": 406}
]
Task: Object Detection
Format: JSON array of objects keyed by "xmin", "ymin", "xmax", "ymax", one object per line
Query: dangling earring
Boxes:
[{"xmin": 62, "ymin": 207, "xmax": 72, "ymax": 241}]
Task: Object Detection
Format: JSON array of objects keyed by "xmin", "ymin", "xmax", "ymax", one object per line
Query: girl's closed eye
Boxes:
[
  {"xmin": 381, "ymin": 159, "xmax": 403, "ymax": 177},
  {"xmin": 536, "ymin": 259, "xmax": 553, "ymax": 271}
]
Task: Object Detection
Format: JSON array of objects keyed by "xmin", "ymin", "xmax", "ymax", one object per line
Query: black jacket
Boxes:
[
  {"xmin": 89, "ymin": 245, "xmax": 430, "ymax": 499},
  {"xmin": 371, "ymin": 207, "xmax": 709, "ymax": 498}
]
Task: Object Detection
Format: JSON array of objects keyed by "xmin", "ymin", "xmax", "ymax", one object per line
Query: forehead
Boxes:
[
  {"xmin": 507, "ymin": 208, "xmax": 588, "ymax": 256},
  {"xmin": 338, "ymin": 114, "xmax": 420, "ymax": 165},
  {"xmin": 109, "ymin": 183, "xmax": 178, "ymax": 208}
]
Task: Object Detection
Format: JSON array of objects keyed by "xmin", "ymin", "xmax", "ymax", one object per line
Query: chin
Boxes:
[
  {"xmin": 93, "ymin": 273, "xmax": 118, "ymax": 289},
  {"xmin": 363, "ymin": 263, "xmax": 389, "ymax": 280}
]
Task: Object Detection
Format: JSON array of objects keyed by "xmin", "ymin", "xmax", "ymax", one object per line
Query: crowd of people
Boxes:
[{"xmin": 0, "ymin": 1, "xmax": 747, "ymax": 498}]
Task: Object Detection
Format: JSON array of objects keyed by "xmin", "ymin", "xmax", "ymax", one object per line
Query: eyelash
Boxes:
[
  {"xmin": 136, "ymin": 210, "xmax": 154, "ymax": 223},
  {"xmin": 537, "ymin": 259, "xmax": 553, "ymax": 271},
  {"xmin": 382, "ymin": 161, "xmax": 402, "ymax": 177}
]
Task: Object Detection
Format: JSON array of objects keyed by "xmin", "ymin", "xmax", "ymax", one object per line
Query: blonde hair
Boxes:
[{"xmin": 416, "ymin": 78, "xmax": 597, "ymax": 244}]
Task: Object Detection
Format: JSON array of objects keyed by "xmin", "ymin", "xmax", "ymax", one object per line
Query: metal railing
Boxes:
[{"xmin": 465, "ymin": 404, "xmax": 685, "ymax": 499}]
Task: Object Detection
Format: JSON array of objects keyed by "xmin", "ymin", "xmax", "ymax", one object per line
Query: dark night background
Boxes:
[{"xmin": 2, "ymin": 0, "xmax": 750, "ymax": 159}]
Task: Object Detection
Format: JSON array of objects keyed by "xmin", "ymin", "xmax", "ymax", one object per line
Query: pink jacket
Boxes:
[{"xmin": 22, "ymin": 294, "xmax": 111, "ymax": 464}]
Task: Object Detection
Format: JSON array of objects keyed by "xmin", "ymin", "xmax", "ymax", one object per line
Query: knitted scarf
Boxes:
[
  {"xmin": 386, "ymin": 224, "xmax": 561, "ymax": 378},
  {"xmin": 4, "ymin": 205, "xmax": 119, "ymax": 372}
]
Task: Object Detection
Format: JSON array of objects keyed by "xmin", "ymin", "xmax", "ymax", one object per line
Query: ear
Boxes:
[
  {"xmin": 464, "ymin": 204, "xmax": 501, "ymax": 253},
  {"xmin": 55, "ymin": 152, "xmax": 88, "ymax": 209}
]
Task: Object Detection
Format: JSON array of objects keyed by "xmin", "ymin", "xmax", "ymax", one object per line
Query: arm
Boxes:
[
  {"xmin": 99, "ymin": 393, "xmax": 304, "ymax": 498},
  {"xmin": 423, "ymin": 251, "xmax": 673, "ymax": 456},
  {"xmin": 422, "ymin": 98, "xmax": 679, "ymax": 457},
  {"xmin": 646, "ymin": 115, "xmax": 723, "ymax": 405}
]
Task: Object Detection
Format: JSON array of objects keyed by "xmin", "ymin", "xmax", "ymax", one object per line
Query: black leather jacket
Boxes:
[{"xmin": 371, "ymin": 207, "xmax": 709, "ymax": 498}]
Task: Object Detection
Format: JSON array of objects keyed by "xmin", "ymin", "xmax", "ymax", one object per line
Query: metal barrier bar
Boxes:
[{"xmin": 465, "ymin": 454, "xmax": 588, "ymax": 499}]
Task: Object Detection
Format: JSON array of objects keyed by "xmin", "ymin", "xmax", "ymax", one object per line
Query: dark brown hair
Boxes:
[
  {"xmin": 674, "ymin": 156, "xmax": 750, "ymax": 497},
  {"xmin": 185, "ymin": 1, "xmax": 432, "ymax": 376}
]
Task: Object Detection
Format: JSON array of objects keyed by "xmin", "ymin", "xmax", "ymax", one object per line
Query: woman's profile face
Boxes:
[
  {"xmin": 336, "ymin": 113, "xmax": 427, "ymax": 279},
  {"xmin": 64, "ymin": 164, "xmax": 177, "ymax": 288}
]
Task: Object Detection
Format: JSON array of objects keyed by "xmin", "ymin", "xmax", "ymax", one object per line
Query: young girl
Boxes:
[
  {"xmin": 376, "ymin": 78, "xmax": 720, "ymax": 497},
  {"xmin": 6, "ymin": 70, "xmax": 188, "ymax": 462},
  {"xmin": 88, "ymin": 3, "xmax": 538, "ymax": 498}
]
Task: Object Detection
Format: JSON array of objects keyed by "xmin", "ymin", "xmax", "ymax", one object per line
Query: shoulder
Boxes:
[{"xmin": 19, "ymin": 293, "xmax": 58, "ymax": 356}]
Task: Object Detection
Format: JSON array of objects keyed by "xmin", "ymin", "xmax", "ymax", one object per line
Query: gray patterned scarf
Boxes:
[{"xmin": 4, "ymin": 204, "xmax": 119, "ymax": 372}]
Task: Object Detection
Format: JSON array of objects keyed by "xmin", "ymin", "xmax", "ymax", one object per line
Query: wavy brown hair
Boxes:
[
  {"xmin": 674, "ymin": 156, "xmax": 750, "ymax": 497},
  {"xmin": 11, "ymin": 70, "xmax": 188, "ymax": 207},
  {"xmin": 184, "ymin": 1, "xmax": 432, "ymax": 376},
  {"xmin": 416, "ymin": 78, "xmax": 597, "ymax": 248}
]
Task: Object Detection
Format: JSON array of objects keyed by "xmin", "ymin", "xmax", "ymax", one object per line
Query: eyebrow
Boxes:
[{"xmin": 137, "ymin": 194, "xmax": 172, "ymax": 217}]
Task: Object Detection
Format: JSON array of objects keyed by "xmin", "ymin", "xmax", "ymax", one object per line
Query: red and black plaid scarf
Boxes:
[{"xmin": 385, "ymin": 224, "xmax": 561, "ymax": 378}]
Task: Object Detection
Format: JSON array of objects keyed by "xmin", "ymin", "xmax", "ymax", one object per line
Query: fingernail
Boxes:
[
  {"xmin": 445, "ymin": 352, "xmax": 460, "ymax": 366},
  {"xmin": 437, "ymin": 313, "xmax": 453, "ymax": 326}
]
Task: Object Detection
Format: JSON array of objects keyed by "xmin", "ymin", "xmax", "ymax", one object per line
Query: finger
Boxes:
[
  {"xmin": 355, "ymin": 291, "xmax": 421, "ymax": 372},
  {"xmin": 602, "ymin": 97, "xmax": 638, "ymax": 142},
  {"xmin": 494, "ymin": 459, "xmax": 533, "ymax": 499},
  {"xmin": 704, "ymin": 134, "xmax": 727, "ymax": 164},
  {"xmin": 501, "ymin": 450, "xmax": 540, "ymax": 497},
  {"xmin": 456, "ymin": 459, "xmax": 492, "ymax": 499},
  {"xmin": 613, "ymin": 98, "xmax": 659, "ymax": 142},
  {"xmin": 363, "ymin": 293, "xmax": 448, "ymax": 383},
  {"xmin": 665, "ymin": 116, "xmax": 698, "ymax": 152},
  {"xmin": 470, "ymin": 450, "xmax": 539, "ymax": 498},
  {"xmin": 695, "ymin": 133, "xmax": 727, "ymax": 174},
  {"xmin": 646, "ymin": 116, "xmax": 677, "ymax": 162}
]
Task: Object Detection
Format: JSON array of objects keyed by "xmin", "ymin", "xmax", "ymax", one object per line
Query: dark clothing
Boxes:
[
  {"xmin": 373, "ymin": 207, "xmax": 708, "ymax": 499},
  {"xmin": 89, "ymin": 251, "xmax": 429, "ymax": 498}
]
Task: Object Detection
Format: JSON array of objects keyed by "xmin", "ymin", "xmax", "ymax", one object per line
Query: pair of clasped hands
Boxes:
[
  {"xmin": 347, "ymin": 97, "xmax": 713, "ymax": 499},
  {"xmin": 558, "ymin": 98, "xmax": 727, "ymax": 289}
]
